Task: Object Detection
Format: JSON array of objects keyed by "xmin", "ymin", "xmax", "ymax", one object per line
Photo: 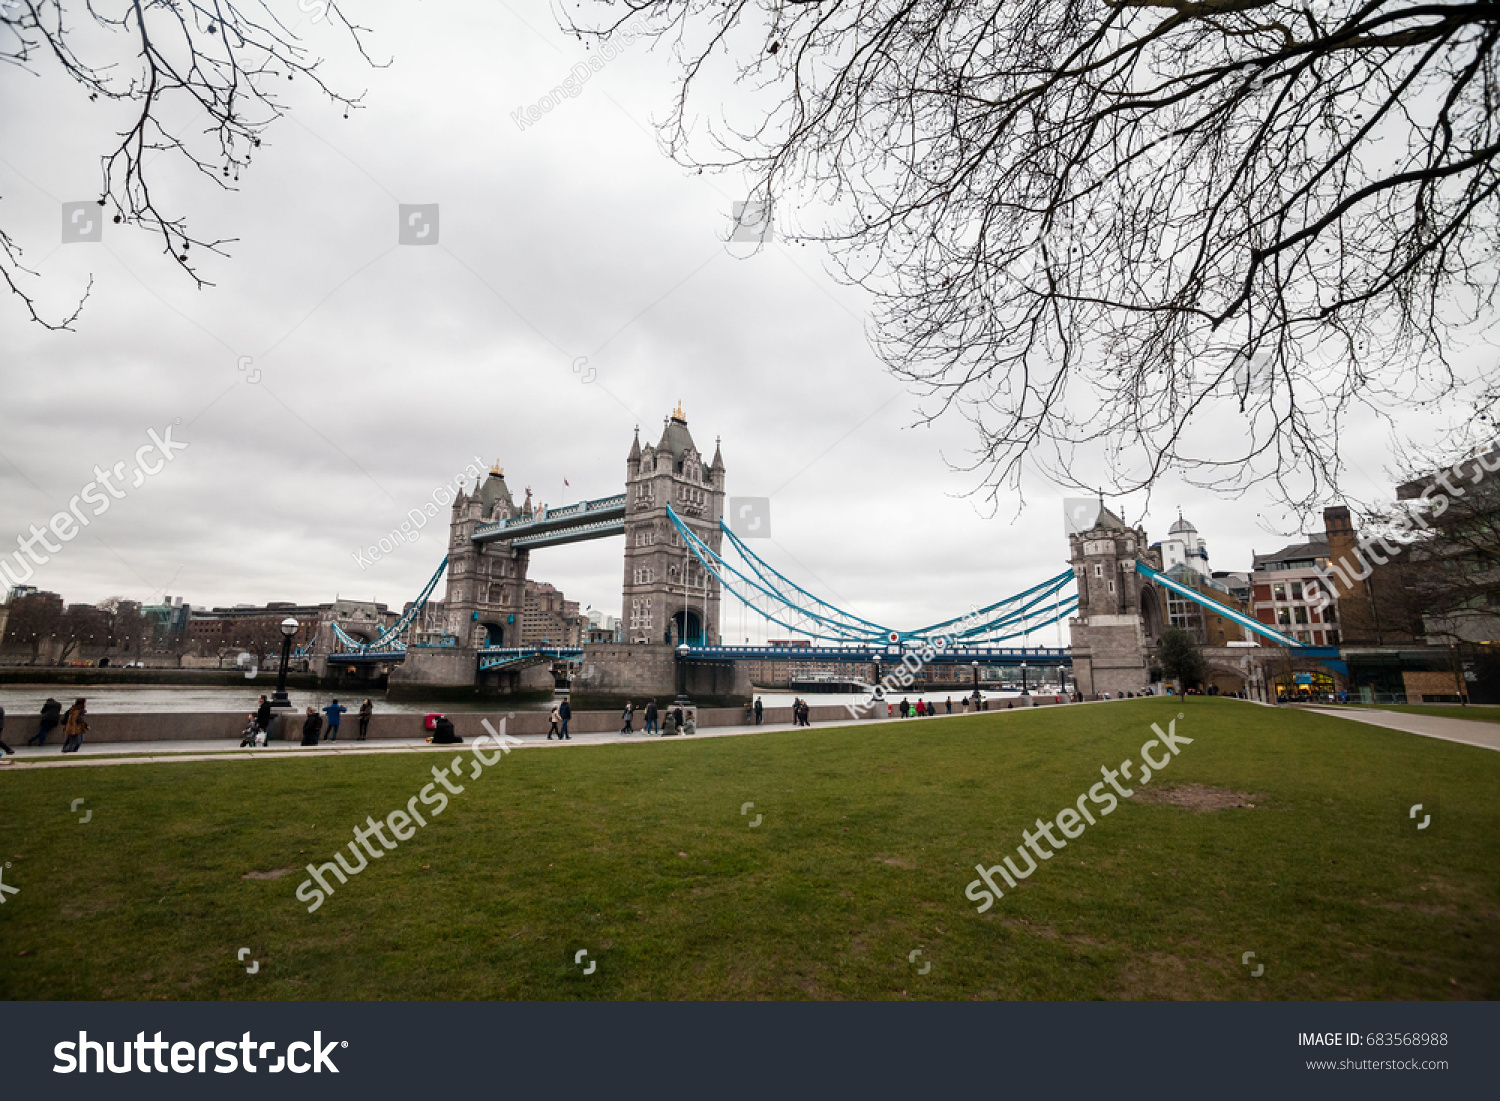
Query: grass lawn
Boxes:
[
  {"xmin": 1, "ymin": 697, "xmax": 1496, "ymax": 1000},
  {"xmin": 1346, "ymin": 703, "xmax": 1500, "ymax": 724}
]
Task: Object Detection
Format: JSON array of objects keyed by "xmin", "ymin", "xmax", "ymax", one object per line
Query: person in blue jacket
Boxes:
[{"xmin": 321, "ymin": 699, "xmax": 348, "ymax": 741}]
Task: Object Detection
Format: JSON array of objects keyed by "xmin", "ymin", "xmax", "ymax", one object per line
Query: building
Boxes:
[
  {"xmin": 584, "ymin": 608, "xmax": 621, "ymax": 644},
  {"xmin": 1393, "ymin": 445, "xmax": 1500, "ymax": 647},
  {"xmin": 1153, "ymin": 513, "xmax": 1212, "ymax": 579},
  {"xmin": 1250, "ymin": 535, "xmax": 1340, "ymax": 646},
  {"xmin": 520, "ymin": 580, "xmax": 584, "ymax": 646},
  {"xmin": 140, "ymin": 596, "xmax": 192, "ymax": 645},
  {"xmin": 622, "ymin": 405, "xmax": 726, "ymax": 645}
]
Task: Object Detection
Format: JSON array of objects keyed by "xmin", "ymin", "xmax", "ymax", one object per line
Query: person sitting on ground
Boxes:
[
  {"xmin": 683, "ymin": 710, "xmax": 697, "ymax": 736},
  {"xmin": 430, "ymin": 715, "xmax": 461, "ymax": 744},
  {"xmin": 300, "ymin": 707, "xmax": 322, "ymax": 747},
  {"xmin": 661, "ymin": 712, "xmax": 678, "ymax": 736}
]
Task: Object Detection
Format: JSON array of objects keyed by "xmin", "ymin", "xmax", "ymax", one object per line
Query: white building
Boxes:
[{"xmin": 1154, "ymin": 513, "xmax": 1212, "ymax": 580}]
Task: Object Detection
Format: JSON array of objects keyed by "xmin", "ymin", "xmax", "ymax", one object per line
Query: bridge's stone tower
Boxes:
[
  {"xmin": 1067, "ymin": 504, "xmax": 1161, "ymax": 697},
  {"xmin": 621, "ymin": 406, "xmax": 725, "ymax": 645},
  {"xmin": 443, "ymin": 465, "xmax": 532, "ymax": 648}
]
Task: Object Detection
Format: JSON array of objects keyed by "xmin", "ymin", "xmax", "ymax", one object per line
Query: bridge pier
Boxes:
[{"xmin": 570, "ymin": 643, "xmax": 751, "ymax": 709}]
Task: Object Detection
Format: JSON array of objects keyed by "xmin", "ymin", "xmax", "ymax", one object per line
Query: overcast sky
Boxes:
[{"xmin": 0, "ymin": 0, "xmax": 1462, "ymax": 640}]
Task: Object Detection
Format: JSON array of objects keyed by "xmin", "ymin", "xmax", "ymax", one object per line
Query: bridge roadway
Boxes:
[
  {"xmin": 470, "ymin": 494, "xmax": 627, "ymax": 549},
  {"xmin": 329, "ymin": 643, "xmax": 1073, "ymax": 667}
]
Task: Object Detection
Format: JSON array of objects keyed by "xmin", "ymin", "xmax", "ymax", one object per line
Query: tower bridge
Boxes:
[{"xmin": 320, "ymin": 409, "xmax": 1329, "ymax": 704}]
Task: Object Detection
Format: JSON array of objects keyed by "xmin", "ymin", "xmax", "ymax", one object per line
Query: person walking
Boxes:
[
  {"xmin": 255, "ymin": 694, "xmax": 275, "ymax": 739},
  {"xmin": 620, "ymin": 701, "xmax": 634, "ymax": 736},
  {"xmin": 28, "ymin": 697, "xmax": 62, "ymax": 746},
  {"xmin": 321, "ymin": 698, "xmax": 347, "ymax": 741},
  {"xmin": 357, "ymin": 699, "xmax": 373, "ymax": 741},
  {"xmin": 945, "ymin": 697, "xmax": 953, "ymax": 714},
  {"xmin": 644, "ymin": 699, "xmax": 659, "ymax": 736},
  {"xmin": 800, "ymin": 700, "xmax": 812, "ymax": 727},
  {"xmin": 61, "ymin": 698, "xmax": 89, "ymax": 753},
  {"xmin": 559, "ymin": 697, "xmax": 571, "ymax": 740},
  {"xmin": 300, "ymin": 707, "xmax": 323, "ymax": 746},
  {"xmin": 0, "ymin": 705, "xmax": 14, "ymax": 756},
  {"xmin": 899, "ymin": 698, "xmax": 910, "ymax": 718},
  {"xmin": 753, "ymin": 696, "xmax": 764, "ymax": 725},
  {"xmin": 548, "ymin": 705, "xmax": 562, "ymax": 740}
]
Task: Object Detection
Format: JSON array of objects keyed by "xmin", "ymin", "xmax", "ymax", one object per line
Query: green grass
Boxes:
[
  {"xmin": 1, "ymin": 698, "xmax": 1496, "ymax": 1000},
  {"xmin": 1346, "ymin": 703, "xmax": 1500, "ymax": 724}
]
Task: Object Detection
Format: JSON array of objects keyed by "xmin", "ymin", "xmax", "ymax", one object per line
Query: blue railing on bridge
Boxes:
[
  {"xmin": 477, "ymin": 646, "xmax": 583, "ymax": 671},
  {"xmin": 327, "ymin": 649, "xmax": 409, "ymax": 664},
  {"xmin": 682, "ymin": 644, "xmax": 1072, "ymax": 666},
  {"xmin": 472, "ymin": 494, "xmax": 627, "ymax": 539}
]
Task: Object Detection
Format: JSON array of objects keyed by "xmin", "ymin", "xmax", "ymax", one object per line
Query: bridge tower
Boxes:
[
  {"xmin": 622, "ymin": 405, "xmax": 725, "ymax": 645},
  {"xmin": 1066, "ymin": 502, "xmax": 1159, "ymax": 697},
  {"xmin": 443, "ymin": 464, "xmax": 531, "ymax": 648}
]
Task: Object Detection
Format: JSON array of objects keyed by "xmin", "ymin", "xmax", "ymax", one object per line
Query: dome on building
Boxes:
[{"xmin": 1168, "ymin": 513, "xmax": 1197, "ymax": 536}]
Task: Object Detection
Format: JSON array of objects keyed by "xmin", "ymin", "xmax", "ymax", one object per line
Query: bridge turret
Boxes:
[
  {"xmin": 623, "ymin": 406, "xmax": 725, "ymax": 645},
  {"xmin": 1066, "ymin": 501, "xmax": 1153, "ymax": 699},
  {"xmin": 627, "ymin": 426, "xmax": 642, "ymax": 478}
]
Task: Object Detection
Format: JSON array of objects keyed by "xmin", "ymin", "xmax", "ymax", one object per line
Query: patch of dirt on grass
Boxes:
[
  {"xmin": 241, "ymin": 867, "xmax": 295, "ymax": 880},
  {"xmin": 1130, "ymin": 783, "xmax": 1260, "ymax": 812},
  {"xmin": 878, "ymin": 856, "xmax": 916, "ymax": 869}
]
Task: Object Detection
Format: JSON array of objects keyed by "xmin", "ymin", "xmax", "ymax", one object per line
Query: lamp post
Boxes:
[
  {"xmin": 970, "ymin": 660, "xmax": 980, "ymax": 705},
  {"xmin": 1020, "ymin": 661, "xmax": 1029, "ymax": 695},
  {"xmin": 673, "ymin": 642, "xmax": 692, "ymax": 708},
  {"xmin": 270, "ymin": 617, "xmax": 298, "ymax": 709}
]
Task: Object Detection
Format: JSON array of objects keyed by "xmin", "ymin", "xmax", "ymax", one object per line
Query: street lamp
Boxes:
[
  {"xmin": 1020, "ymin": 661, "xmax": 1029, "ymax": 695},
  {"xmin": 673, "ymin": 642, "xmax": 693, "ymax": 708},
  {"xmin": 970, "ymin": 660, "xmax": 980, "ymax": 705},
  {"xmin": 270, "ymin": 617, "xmax": 299, "ymax": 709}
]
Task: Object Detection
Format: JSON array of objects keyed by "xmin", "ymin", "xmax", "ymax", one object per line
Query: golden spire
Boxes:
[
  {"xmin": 671, "ymin": 400, "xmax": 687, "ymax": 423},
  {"xmin": 490, "ymin": 460, "xmax": 504, "ymax": 476}
]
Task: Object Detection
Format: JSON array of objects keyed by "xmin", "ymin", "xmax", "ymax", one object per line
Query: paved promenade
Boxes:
[
  {"xmin": 0, "ymin": 703, "xmax": 1032, "ymax": 770},
  {"xmin": 1305, "ymin": 707, "xmax": 1500, "ymax": 752}
]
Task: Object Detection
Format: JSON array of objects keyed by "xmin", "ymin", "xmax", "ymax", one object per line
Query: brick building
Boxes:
[{"xmin": 1250, "ymin": 536, "xmax": 1340, "ymax": 646}]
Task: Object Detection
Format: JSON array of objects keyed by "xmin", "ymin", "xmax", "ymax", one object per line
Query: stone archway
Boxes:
[{"xmin": 1139, "ymin": 583, "xmax": 1164, "ymax": 647}]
